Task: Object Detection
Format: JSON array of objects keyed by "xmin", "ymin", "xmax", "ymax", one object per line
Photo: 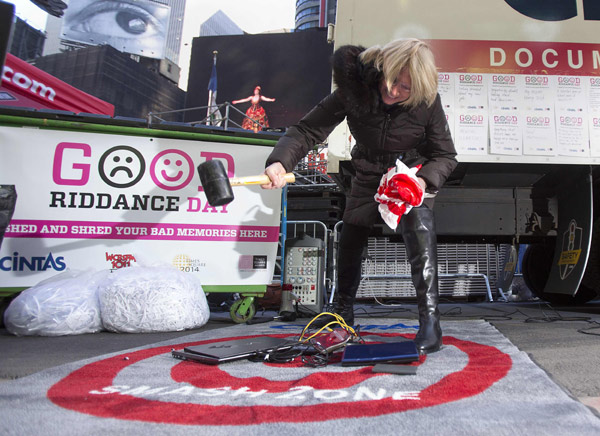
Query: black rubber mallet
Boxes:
[{"xmin": 197, "ymin": 160, "xmax": 295, "ymax": 206}]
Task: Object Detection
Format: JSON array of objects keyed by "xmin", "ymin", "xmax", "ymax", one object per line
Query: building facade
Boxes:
[
  {"xmin": 150, "ymin": 0, "xmax": 186, "ymax": 64},
  {"xmin": 295, "ymin": 0, "xmax": 337, "ymax": 30},
  {"xmin": 32, "ymin": 45, "xmax": 185, "ymax": 118},
  {"xmin": 9, "ymin": 17, "xmax": 45, "ymax": 62}
]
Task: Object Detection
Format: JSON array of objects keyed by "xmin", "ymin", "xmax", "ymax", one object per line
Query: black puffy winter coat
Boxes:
[{"xmin": 266, "ymin": 45, "xmax": 457, "ymax": 227}]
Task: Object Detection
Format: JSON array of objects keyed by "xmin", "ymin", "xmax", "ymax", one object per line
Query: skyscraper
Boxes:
[
  {"xmin": 199, "ymin": 10, "xmax": 244, "ymax": 37},
  {"xmin": 295, "ymin": 0, "xmax": 337, "ymax": 30},
  {"xmin": 150, "ymin": 0, "xmax": 185, "ymax": 64}
]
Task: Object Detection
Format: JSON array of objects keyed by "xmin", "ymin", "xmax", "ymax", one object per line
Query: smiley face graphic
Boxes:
[
  {"xmin": 150, "ymin": 149, "xmax": 194, "ymax": 191},
  {"xmin": 98, "ymin": 146, "xmax": 146, "ymax": 188}
]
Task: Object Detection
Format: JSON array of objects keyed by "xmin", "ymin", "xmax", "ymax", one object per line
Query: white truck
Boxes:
[{"xmin": 326, "ymin": 0, "xmax": 600, "ymax": 304}]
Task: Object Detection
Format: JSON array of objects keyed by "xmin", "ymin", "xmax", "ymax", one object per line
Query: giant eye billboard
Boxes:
[{"xmin": 61, "ymin": 0, "xmax": 170, "ymax": 59}]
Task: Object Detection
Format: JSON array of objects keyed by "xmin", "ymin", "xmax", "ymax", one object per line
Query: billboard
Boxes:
[
  {"xmin": 185, "ymin": 30, "xmax": 333, "ymax": 131},
  {"xmin": 0, "ymin": 126, "xmax": 281, "ymax": 288},
  {"xmin": 61, "ymin": 0, "xmax": 170, "ymax": 59}
]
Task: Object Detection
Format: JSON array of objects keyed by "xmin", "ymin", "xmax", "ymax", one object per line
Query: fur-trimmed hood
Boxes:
[{"xmin": 332, "ymin": 45, "xmax": 382, "ymax": 117}]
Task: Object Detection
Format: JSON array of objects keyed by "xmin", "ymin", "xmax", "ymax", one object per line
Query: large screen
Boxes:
[{"xmin": 185, "ymin": 30, "xmax": 333, "ymax": 131}]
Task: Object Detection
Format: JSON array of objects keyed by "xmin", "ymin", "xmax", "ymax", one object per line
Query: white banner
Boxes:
[{"xmin": 0, "ymin": 127, "xmax": 281, "ymax": 287}]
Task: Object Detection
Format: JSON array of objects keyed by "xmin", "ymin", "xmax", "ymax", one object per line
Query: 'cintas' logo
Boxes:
[
  {"xmin": 0, "ymin": 252, "xmax": 66, "ymax": 272},
  {"xmin": 505, "ymin": 0, "xmax": 600, "ymax": 21}
]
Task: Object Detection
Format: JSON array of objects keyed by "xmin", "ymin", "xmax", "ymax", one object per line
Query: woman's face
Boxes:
[{"xmin": 380, "ymin": 69, "xmax": 411, "ymax": 105}]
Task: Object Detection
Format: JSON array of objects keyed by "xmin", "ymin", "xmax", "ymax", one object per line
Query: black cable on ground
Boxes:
[
  {"xmin": 577, "ymin": 321, "xmax": 600, "ymax": 336},
  {"xmin": 524, "ymin": 301, "xmax": 592, "ymax": 324}
]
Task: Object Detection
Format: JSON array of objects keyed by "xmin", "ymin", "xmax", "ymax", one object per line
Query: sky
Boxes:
[{"xmin": 7, "ymin": 0, "xmax": 297, "ymax": 88}]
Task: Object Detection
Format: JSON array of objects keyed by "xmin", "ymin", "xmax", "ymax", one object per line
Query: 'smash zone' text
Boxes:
[{"xmin": 90, "ymin": 385, "xmax": 421, "ymax": 401}]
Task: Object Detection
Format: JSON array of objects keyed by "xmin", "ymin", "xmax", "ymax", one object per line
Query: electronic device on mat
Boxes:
[
  {"xmin": 171, "ymin": 336, "xmax": 294, "ymax": 365},
  {"xmin": 341, "ymin": 341, "xmax": 420, "ymax": 366},
  {"xmin": 282, "ymin": 233, "xmax": 325, "ymax": 314},
  {"xmin": 309, "ymin": 327, "xmax": 352, "ymax": 353}
]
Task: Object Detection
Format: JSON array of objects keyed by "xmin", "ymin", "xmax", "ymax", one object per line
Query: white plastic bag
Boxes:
[
  {"xmin": 98, "ymin": 266, "xmax": 209, "ymax": 333},
  {"xmin": 4, "ymin": 269, "xmax": 106, "ymax": 336}
]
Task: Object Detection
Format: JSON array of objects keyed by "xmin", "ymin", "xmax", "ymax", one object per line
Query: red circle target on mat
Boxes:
[{"xmin": 47, "ymin": 332, "xmax": 512, "ymax": 425}]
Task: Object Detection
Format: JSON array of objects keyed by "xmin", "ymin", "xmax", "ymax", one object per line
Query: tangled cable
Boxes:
[
  {"xmin": 250, "ymin": 312, "xmax": 362, "ymax": 367},
  {"xmin": 299, "ymin": 312, "xmax": 361, "ymax": 367}
]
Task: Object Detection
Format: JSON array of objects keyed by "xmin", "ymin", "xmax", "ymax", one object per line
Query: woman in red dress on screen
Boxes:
[{"xmin": 232, "ymin": 86, "xmax": 276, "ymax": 132}]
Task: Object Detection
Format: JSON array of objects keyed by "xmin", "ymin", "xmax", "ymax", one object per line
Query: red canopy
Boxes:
[{"xmin": 0, "ymin": 53, "xmax": 115, "ymax": 116}]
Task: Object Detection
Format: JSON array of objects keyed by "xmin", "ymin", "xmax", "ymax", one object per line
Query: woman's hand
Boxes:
[{"xmin": 262, "ymin": 162, "xmax": 288, "ymax": 189}]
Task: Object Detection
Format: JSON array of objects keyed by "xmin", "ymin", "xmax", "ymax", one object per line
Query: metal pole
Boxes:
[
  {"xmin": 206, "ymin": 90, "xmax": 213, "ymax": 126},
  {"xmin": 206, "ymin": 51, "xmax": 218, "ymax": 125}
]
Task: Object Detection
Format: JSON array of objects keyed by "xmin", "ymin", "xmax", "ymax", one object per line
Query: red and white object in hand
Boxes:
[{"xmin": 374, "ymin": 160, "xmax": 424, "ymax": 230}]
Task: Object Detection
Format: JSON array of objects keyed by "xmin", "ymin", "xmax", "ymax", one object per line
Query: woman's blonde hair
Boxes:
[{"xmin": 359, "ymin": 38, "xmax": 438, "ymax": 108}]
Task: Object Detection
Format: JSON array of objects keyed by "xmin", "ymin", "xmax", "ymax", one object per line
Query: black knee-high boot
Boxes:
[
  {"xmin": 331, "ymin": 245, "xmax": 365, "ymax": 326},
  {"xmin": 400, "ymin": 207, "xmax": 442, "ymax": 354},
  {"xmin": 313, "ymin": 223, "xmax": 370, "ymax": 327}
]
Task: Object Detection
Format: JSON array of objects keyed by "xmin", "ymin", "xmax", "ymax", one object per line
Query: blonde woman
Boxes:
[{"xmin": 263, "ymin": 39, "xmax": 457, "ymax": 354}]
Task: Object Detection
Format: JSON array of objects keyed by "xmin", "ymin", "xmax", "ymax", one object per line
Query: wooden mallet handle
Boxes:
[
  {"xmin": 198, "ymin": 159, "xmax": 294, "ymax": 207},
  {"xmin": 229, "ymin": 173, "xmax": 295, "ymax": 186}
]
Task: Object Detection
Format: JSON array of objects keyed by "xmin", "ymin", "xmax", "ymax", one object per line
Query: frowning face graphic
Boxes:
[{"xmin": 98, "ymin": 145, "xmax": 145, "ymax": 188}]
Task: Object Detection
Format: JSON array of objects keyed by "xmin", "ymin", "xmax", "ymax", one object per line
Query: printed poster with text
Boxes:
[
  {"xmin": 555, "ymin": 76, "xmax": 589, "ymax": 156},
  {"xmin": 522, "ymin": 75, "xmax": 557, "ymax": 156},
  {"xmin": 488, "ymin": 74, "xmax": 523, "ymax": 155},
  {"xmin": 587, "ymin": 76, "xmax": 600, "ymax": 157},
  {"xmin": 454, "ymin": 73, "xmax": 488, "ymax": 155},
  {"xmin": 437, "ymin": 72, "xmax": 455, "ymax": 142},
  {"xmin": 0, "ymin": 127, "xmax": 282, "ymax": 287}
]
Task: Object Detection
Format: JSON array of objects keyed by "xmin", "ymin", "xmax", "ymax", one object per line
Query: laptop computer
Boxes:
[
  {"xmin": 171, "ymin": 336, "xmax": 294, "ymax": 365},
  {"xmin": 341, "ymin": 340, "xmax": 420, "ymax": 366}
]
